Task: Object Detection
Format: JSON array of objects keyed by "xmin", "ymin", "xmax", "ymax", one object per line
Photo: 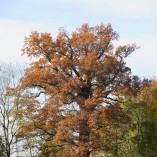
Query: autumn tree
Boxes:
[{"xmin": 20, "ymin": 23, "xmax": 137, "ymax": 157}]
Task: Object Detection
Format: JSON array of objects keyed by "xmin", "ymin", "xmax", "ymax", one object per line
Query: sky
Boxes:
[{"xmin": 0, "ymin": 0, "xmax": 157, "ymax": 78}]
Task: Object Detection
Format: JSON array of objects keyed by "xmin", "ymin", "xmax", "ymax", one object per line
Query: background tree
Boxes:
[
  {"xmin": 0, "ymin": 63, "xmax": 26, "ymax": 157},
  {"xmin": 130, "ymin": 81, "xmax": 157, "ymax": 157},
  {"xmin": 20, "ymin": 23, "xmax": 137, "ymax": 157}
]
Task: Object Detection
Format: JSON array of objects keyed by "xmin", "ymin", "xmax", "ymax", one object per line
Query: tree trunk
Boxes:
[
  {"xmin": 78, "ymin": 119, "xmax": 90, "ymax": 157},
  {"xmin": 78, "ymin": 106, "xmax": 91, "ymax": 156},
  {"xmin": 77, "ymin": 87, "xmax": 91, "ymax": 157}
]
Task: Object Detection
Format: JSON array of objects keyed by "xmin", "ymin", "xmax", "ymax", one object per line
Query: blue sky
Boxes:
[{"xmin": 0, "ymin": 0, "xmax": 157, "ymax": 78}]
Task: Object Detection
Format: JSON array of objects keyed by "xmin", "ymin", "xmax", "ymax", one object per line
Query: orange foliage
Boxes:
[{"xmin": 20, "ymin": 23, "xmax": 137, "ymax": 157}]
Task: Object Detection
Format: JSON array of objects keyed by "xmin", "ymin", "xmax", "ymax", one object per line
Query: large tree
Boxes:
[{"xmin": 20, "ymin": 23, "xmax": 137, "ymax": 157}]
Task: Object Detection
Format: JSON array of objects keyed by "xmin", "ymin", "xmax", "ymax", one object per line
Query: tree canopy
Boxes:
[{"xmin": 19, "ymin": 23, "xmax": 138, "ymax": 157}]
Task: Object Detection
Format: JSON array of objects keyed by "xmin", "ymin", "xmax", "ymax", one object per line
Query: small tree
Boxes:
[
  {"xmin": 131, "ymin": 82, "xmax": 157, "ymax": 156},
  {"xmin": 0, "ymin": 63, "xmax": 24, "ymax": 157}
]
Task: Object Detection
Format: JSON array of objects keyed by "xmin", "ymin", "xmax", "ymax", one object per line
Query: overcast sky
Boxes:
[{"xmin": 0, "ymin": 0, "xmax": 157, "ymax": 78}]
